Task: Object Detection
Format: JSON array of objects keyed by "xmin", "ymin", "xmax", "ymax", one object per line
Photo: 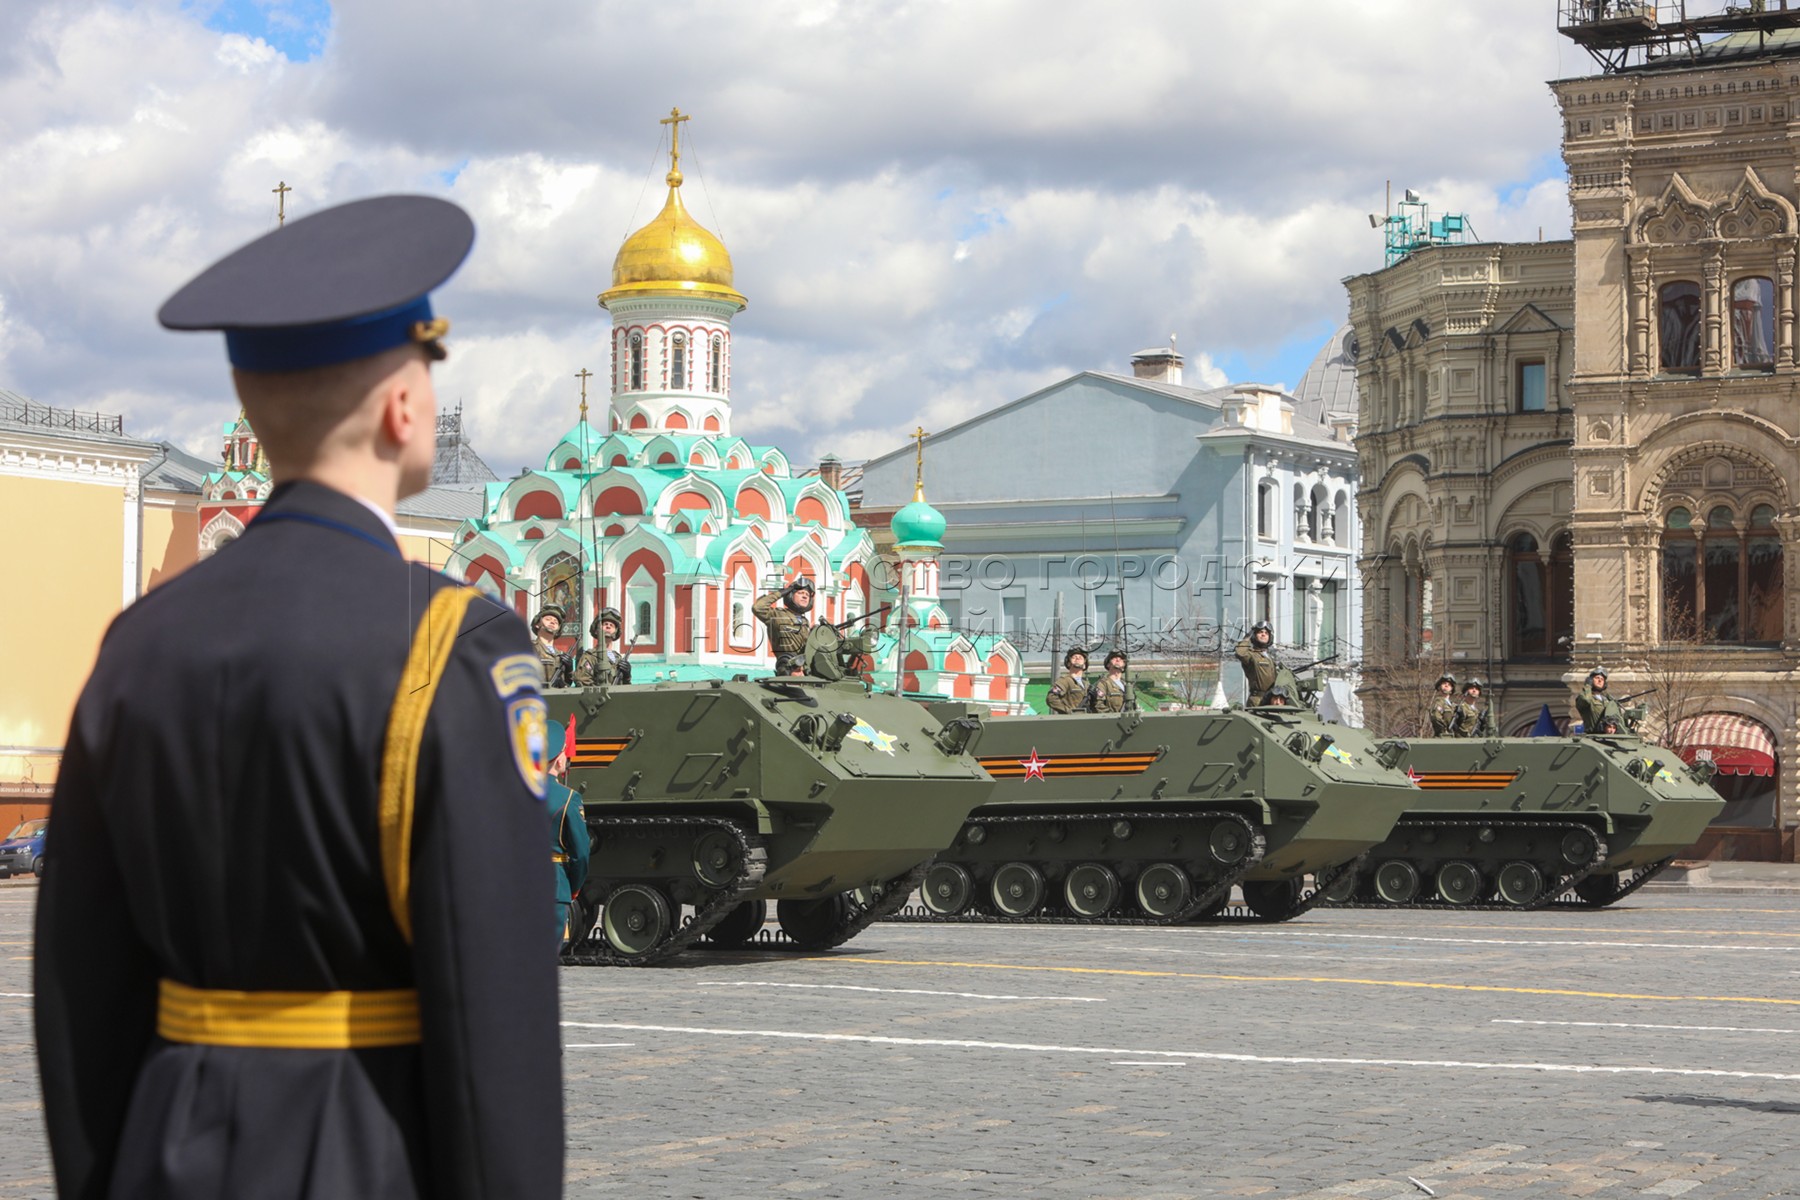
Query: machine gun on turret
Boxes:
[{"xmin": 803, "ymin": 604, "xmax": 894, "ymax": 681}]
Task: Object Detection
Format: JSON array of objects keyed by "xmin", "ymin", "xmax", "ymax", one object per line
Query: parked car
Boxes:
[{"xmin": 0, "ymin": 819, "xmax": 48, "ymax": 879}]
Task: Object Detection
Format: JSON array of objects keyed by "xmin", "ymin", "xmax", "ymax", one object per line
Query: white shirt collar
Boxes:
[{"xmin": 347, "ymin": 492, "xmax": 402, "ymax": 544}]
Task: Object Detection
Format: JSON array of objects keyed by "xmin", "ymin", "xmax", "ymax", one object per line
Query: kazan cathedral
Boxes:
[{"xmin": 433, "ymin": 121, "xmax": 1028, "ymax": 707}]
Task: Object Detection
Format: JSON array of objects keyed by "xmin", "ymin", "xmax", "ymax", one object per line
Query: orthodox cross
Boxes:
[
  {"xmin": 272, "ymin": 180, "xmax": 292, "ymax": 227},
  {"xmin": 912, "ymin": 425, "xmax": 929, "ymax": 489},
  {"xmin": 575, "ymin": 367, "xmax": 593, "ymax": 423},
  {"xmin": 660, "ymin": 107, "xmax": 690, "ymax": 182}
]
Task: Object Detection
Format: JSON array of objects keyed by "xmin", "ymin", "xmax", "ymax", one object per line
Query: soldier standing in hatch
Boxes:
[
  {"xmin": 1454, "ymin": 678, "xmax": 1498, "ymax": 738},
  {"xmin": 1428, "ymin": 673, "xmax": 1459, "ymax": 737},
  {"xmin": 754, "ymin": 577, "xmax": 814, "ymax": 675},
  {"xmin": 1090, "ymin": 649, "xmax": 1133, "ymax": 713},
  {"xmin": 1576, "ymin": 666, "xmax": 1632, "ymax": 734},
  {"xmin": 35, "ymin": 196, "xmax": 562, "ymax": 1199},
  {"xmin": 530, "ymin": 605, "xmax": 570, "ymax": 686},
  {"xmin": 575, "ymin": 606, "xmax": 632, "ymax": 686},
  {"xmin": 1234, "ymin": 621, "xmax": 1278, "ymax": 705},
  {"xmin": 1048, "ymin": 648, "xmax": 1092, "ymax": 714}
]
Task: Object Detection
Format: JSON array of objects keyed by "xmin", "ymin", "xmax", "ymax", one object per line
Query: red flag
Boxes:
[{"xmin": 562, "ymin": 713, "xmax": 577, "ymax": 764}]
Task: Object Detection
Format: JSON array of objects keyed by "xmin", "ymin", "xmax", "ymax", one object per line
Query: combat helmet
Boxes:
[
  {"xmin": 1462, "ymin": 677, "xmax": 1485, "ymax": 694},
  {"xmin": 590, "ymin": 606, "xmax": 623, "ymax": 639},
  {"xmin": 531, "ymin": 605, "xmax": 565, "ymax": 635},
  {"xmin": 1436, "ymin": 672, "xmax": 1457, "ymax": 689},
  {"xmin": 1063, "ymin": 647, "xmax": 1090, "ymax": 670}
]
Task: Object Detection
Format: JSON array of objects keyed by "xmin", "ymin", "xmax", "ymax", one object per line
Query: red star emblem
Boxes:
[
  {"xmin": 1019, "ymin": 748, "xmax": 1049, "ymax": 781},
  {"xmin": 1405, "ymin": 765, "xmax": 1423, "ymax": 786}
]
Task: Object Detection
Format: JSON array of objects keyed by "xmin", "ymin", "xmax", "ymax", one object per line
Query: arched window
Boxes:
[
  {"xmin": 710, "ymin": 335, "xmax": 723, "ymax": 392},
  {"xmin": 629, "ymin": 333, "xmax": 644, "ymax": 391},
  {"xmin": 1509, "ymin": 532, "xmax": 1574, "ymax": 657},
  {"xmin": 1663, "ymin": 503, "xmax": 1783, "ymax": 644},
  {"xmin": 636, "ymin": 599, "xmax": 652, "ymax": 635},
  {"xmin": 1659, "ymin": 281, "xmax": 1702, "ymax": 371},
  {"xmin": 1256, "ymin": 479, "xmax": 1276, "ymax": 540},
  {"xmin": 670, "ymin": 332, "xmax": 687, "ymax": 389},
  {"xmin": 1731, "ymin": 277, "xmax": 1775, "ymax": 368}
]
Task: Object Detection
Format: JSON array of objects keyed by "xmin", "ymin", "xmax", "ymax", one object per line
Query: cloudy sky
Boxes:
[{"xmin": 1, "ymin": 0, "xmax": 1592, "ymax": 475}]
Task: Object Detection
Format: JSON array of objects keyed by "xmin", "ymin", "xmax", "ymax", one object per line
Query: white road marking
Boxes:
[
  {"xmin": 561, "ymin": 1021, "xmax": 1800, "ymax": 1081},
  {"xmin": 1495, "ymin": 1018, "xmax": 1800, "ymax": 1036},
  {"xmin": 1111, "ymin": 1060, "xmax": 1184, "ymax": 1067},
  {"xmin": 564, "ymin": 1042, "xmax": 635, "ymax": 1049},
  {"xmin": 1195, "ymin": 931, "xmax": 1797, "ymax": 953},
  {"xmin": 0, "ymin": 992, "xmax": 31, "ymax": 998},
  {"xmin": 695, "ymin": 981, "xmax": 1104, "ymax": 1002}
]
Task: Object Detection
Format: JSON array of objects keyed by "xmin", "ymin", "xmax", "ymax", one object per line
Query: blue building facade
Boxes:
[{"xmin": 856, "ymin": 340, "xmax": 1361, "ymax": 702}]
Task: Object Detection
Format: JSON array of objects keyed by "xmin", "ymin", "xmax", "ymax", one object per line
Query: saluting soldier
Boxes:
[
  {"xmin": 34, "ymin": 197, "xmax": 563, "ymax": 1199},
  {"xmin": 1048, "ymin": 648, "xmax": 1092, "ymax": 714},
  {"xmin": 1428, "ymin": 673, "xmax": 1459, "ymax": 737},
  {"xmin": 754, "ymin": 576, "xmax": 814, "ymax": 675},
  {"xmin": 1576, "ymin": 666, "xmax": 1634, "ymax": 734},
  {"xmin": 1454, "ymin": 678, "xmax": 1498, "ymax": 738},
  {"xmin": 1234, "ymin": 621, "xmax": 1278, "ymax": 705},
  {"xmin": 530, "ymin": 604, "xmax": 570, "ymax": 686},
  {"xmin": 575, "ymin": 606, "xmax": 632, "ymax": 686},
  {"xmin": 1090, "ymin": 649, "xmax": 1133, "ymax": 713}
]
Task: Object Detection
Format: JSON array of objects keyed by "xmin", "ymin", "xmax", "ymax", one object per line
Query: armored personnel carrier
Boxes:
[
  {"xmin": 1319, "ymin": 733, "xmax": 1725, "ymax": 910},
  {"xmin": 545, "ymin": 675, "xmax": 993, "ymax": 964},
  {"xmin": 903, "ymin": 702, "xmax": 1421, "ymax": 924}
]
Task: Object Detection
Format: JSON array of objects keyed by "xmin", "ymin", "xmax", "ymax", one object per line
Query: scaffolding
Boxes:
[
  {"xmin": 1559, "ymin": 1, "xmax": 1800, "ymax": 73},
  {"xmin": 1373, "ymin": 192, "xmax": 1477, "ymax": 268}
]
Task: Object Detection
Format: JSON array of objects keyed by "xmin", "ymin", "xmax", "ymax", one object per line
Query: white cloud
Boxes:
[{"xmin": 0, "ymin": 0, "xmax": 1590, "ymax": 471}]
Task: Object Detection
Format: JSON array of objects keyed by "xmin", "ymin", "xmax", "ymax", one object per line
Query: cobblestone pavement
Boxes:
[{"xmin": 3, "ymin": 886, "xmax": 1800, "ymax": 1197}]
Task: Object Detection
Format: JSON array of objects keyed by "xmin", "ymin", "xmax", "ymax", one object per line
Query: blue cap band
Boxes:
[{"xmin": 224, "ymin": 296, "xmax": 437, "ymax": 372}]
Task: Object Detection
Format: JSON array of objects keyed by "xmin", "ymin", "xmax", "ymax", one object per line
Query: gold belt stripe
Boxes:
[
  {"xmin": 380, "ymin": 586, "xmax": 477, "ymax": 944},
  {"xmin": 156, "ymin": 979, "xmax": 421, "ymax": 1049}
]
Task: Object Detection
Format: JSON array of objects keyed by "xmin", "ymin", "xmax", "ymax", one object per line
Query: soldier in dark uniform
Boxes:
[
  {"xmin": 1234, "ymin": 621, "xmax": 1278, "ymax": 704},
  {"xmin": 1090, "ymin": 649, "xmax": 1133, "ymax": 713},
  {"xmin": 1454, "ymin": 678, "xmax": 1498, "ymax": 738},
  {"xmin": 1428, "ymin": 673, "xmax": 1459, "ymax": 736},
  {"xmin": 1047, "ymin": 648, "xmax": 1091, "ymax": 714},
  {"xmin": 575, "ymin": 606, "xmax": 632, "ymax": 686},
  {"xmin": 547, "ymin": 747, "xmax": 591, "ymax": 949},
  {"xmin": 531, "ymin": 604, "xmax": 571, "ymax": 686},
  {"xmin": 753, "ymin": 577, "xmax": 813, "ymax": 675},
  {"xmin": 35, "ymin": 197, "xmax": 563, "ymax": 1199}
]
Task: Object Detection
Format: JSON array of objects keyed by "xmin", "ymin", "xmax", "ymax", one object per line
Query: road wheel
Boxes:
[
  {"xmin": 921, "ymin": 862, "xmax": 974, "ymax": 915},
  {"xmin": 1435, "ymin": 860, "xmax": 1485, "ymax": 906},
  {"xmin": 989, "ymin": 862, "xmax": 1044, "ymax": 917},
  {"xmin": 1242, "ymin": 878, "xmax": 1304, "ymax": 921},
  {"xmin": 601, "ymin": 884, "xmax": 673, "ymax": 957},
  {"xmin": 776, "ymin": 894, "xmax": 852, "ymax": 948},
  {"xmin": 1321, "ymin": 867, "xmax": 1361, "ymax": 905},
  {"xmin": 1574, "ymin": 871, "xmax": 1623, "ymax": 906},
  {"xmin": 1495, "ymin": 861, "xmax": 1544, "ymax": 907},
  {"xmin": 1207, "ymin": 822, "xmax": 1250, "ymax": 867},
  {"xmin": 1372, "ymin": 859, "xmax": 1421, "ymax": 905},
  {"xmin": 1560, "ymin": 829, "xmax": 1599, "ymax": 868},
  {"xmin": 1063, "ymin": 863, "xmax": 1119, "ymax": 918},
  {"xmin": 1135, "ymin": 862, "xmax": 1192, "ymax": 919},
  {"xmin": 704, "ymin": 899, "xmax": 768, "ymax": 947}
]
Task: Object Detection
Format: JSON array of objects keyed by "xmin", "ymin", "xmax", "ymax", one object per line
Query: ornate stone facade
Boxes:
[
  {"xmin": 1554, "ymin": 47, "xmax": 1800, "ymax": 854},
  {"xmin": 1345, "ymin": 242, "xmax": 1577, "ymax": 734}
]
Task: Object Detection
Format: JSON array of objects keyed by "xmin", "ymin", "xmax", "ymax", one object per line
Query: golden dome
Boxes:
[{"xmin": 601, "ymin": 182, "xmax": 744, "ymax": 307}]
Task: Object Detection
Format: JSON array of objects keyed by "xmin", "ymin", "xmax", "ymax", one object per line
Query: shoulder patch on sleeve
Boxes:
[
  {"xmin": 507, "ymin": 696, "xmax": 550, "ymax": 799},
  {"xmin": 491, "ymin": 654, "xmax": 543, "ymax": 701}
]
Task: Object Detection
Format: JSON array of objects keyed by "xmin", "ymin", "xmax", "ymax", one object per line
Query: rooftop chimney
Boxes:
[
  {"xmin": 1130, "ymin": 334, "xmax": 1184, "ymax": 386},
  {"xmin": 818, "ymin": 453, "xmax": 844, "ymax": 490}
]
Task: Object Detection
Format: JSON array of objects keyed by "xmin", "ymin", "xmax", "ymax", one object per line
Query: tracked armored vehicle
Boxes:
[
  {"xmin": 1320, "ymin": 734, "xmax": 1725, "ymax": 911},
  {"xmin": 903, "ymin": 702, "xmax": 1421, "ymax": 924},
  {"xmin": 546, "ymin": 675, "xmax": 992, "ymax": 964}
]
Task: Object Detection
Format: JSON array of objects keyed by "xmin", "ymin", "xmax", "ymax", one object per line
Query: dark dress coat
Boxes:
[{"xmin": 35, "ymin": 481, "xmax": 564, "ymax": 1200}]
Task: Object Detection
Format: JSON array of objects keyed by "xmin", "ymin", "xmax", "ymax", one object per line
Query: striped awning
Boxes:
[{"xmin": 1674, "ymin": 713, "xmax": 1777, "ymax": 777}]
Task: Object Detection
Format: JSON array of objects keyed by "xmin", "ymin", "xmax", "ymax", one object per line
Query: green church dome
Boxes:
[{"xmin": 890, "ymin": 485, "xmax": 945, "ymax": 550}]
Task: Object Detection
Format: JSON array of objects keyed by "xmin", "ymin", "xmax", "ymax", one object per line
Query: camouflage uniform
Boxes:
[
  {"xmin": 753, "ymin": 589, "xmax": 810, "ymax": 672},
  {"xmin": 1234, "ymin": 637, "xmax": 1278, "ymax": 704},
  {"xmin": 1577, "ymin": 685, "xmax": 1627, "ymax": 734},
  {"xmin": 1453, "ymin": 700, "xmax": 1496, "ymax": 738},
  {"xmin": 1091, "ymin": 673, "xmax": 1131, "ymax": 713},
  {"xmin": 1428, "ymin": 694, "xmax": 1459, "ymax": 737},
  {"xmin": 1047, "ymin": 670, "xmax": 1090, "ymax": 714},
  {"xmin": 574, "ymin": 648, "xmax": 629, "ymax": 686}
]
